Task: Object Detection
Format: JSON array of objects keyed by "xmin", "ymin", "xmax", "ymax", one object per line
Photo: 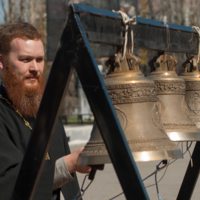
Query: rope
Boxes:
[
  {"xmin": 112, "ymin": 10, "xmax": 137, "ymax": 60},
  {"xmin": 161, "ymin": 21, "xmax": 170, "ymax": 53},
  {"xmin": 103, "ymin": 191, "xmax": 123, "ymax": 200},
  {"xmin": 72, "ymin": 175, "xmax": 93, "ymax": 200},
  {"xmin": 192, "ymin": 26, "xmax": 200, "ymax": 62},
  {"xmin": 145, "ymin": 142, "xmax": 194, "ymax": 189},
  {"xmin": 102, "ymin": 142, "xmax": 194, "ymax": 200},
  {"xmin": 155, "ymin": 164, "xmax": 163, "ymax": 200},
  {"xmin": 186, "ymin": 142, "xmax": 193, "ymax": 167}
]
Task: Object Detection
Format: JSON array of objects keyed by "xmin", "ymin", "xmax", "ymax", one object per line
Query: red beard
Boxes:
[{"xmin": 3, "ymin": 63, "xmax": 46, "ymax": 118}]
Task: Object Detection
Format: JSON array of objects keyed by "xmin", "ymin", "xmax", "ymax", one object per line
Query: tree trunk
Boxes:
[
  {"xmin": 20, "ymin": 0, "xmax": 27, "ymax": 22},
  {"xmin": 9, "ymin": 0, "xmax": 15, "ymax": 22},
  {"xmin": 2, "ymin": 0, "xmax": 9, "ymax": 23},
  {"xmin": 29, "ymin": 0, "xmax": 40, "ymax": 28},
  {"xmin": 148, "ymin": 0, "xmax": 155, "ymax": 20}
]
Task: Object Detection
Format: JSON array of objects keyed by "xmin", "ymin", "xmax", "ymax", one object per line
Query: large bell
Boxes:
[
  {"xmin": 148, "ymin": 54, "xmax": 200, "ymax": 141},
  {"xmin": 78, "ymin": 52, "xmax": 182, "ymax": 165},
  {"xmin": 181, "ymin": 56, "xmax": 200, "ymax": 129}
]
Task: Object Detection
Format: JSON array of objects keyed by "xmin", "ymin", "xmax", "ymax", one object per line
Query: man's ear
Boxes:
[{"xmin": 0, "ymin": 54, "xmax": 5, "ymax": 70}]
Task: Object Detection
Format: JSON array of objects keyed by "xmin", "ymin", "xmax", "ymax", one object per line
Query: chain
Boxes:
[
  {"xmin": 0, "ymin": 94, "xmax": 50, "ymax": 160},
  {"xmin": 0, "ymin": 94, "xmax": 32, "ymax": 130}
]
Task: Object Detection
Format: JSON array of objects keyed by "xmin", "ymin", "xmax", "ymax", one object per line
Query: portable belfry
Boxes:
[{"xmin": 12, "ymin": 3, "xmax": 200, "ymax": 200}]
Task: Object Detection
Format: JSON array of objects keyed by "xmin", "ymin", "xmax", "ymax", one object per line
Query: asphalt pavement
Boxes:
[{"xmin": 70, "ymin": 142, "xmax": 200, "ymax": 200}]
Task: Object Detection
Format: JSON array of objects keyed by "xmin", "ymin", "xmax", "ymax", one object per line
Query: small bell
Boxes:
[
  {"xmin": 148, "ymin": 54, "xmax": 200, "ymax": 141},
  {"xmin": 78, "ymin": 52, "xmax": 182, "ymax": 165}
]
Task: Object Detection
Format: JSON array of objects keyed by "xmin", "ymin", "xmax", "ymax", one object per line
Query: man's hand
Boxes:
[{"xmin": 64, "ymin": 147, "xmax": 91, "ymax": 174}]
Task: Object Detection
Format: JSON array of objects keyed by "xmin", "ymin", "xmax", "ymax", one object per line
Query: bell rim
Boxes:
[
  {"xmin": 166, "ymin": 131, "xmax": 200, "ymax": 141},
  {"xmin": 77, "ymin": 149, "xmax": 182, "ymax": 165}
]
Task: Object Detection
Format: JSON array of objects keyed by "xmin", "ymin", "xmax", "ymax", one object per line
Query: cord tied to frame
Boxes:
[
  {"xmin": 72, "ymin": 174, "xmax": 93, "ymax": 200},
  {"xmin": 161, "ymin": 21, "xmax": 170, "ymax": 64},
  {"xmin": 112, "ymin": 10, "xmax": 137, "ymax": 60},
  {"xmin": 192, "ymin": 26, "xmax": 200, "ymax": 63},
  {"xmin": 161, "ymin": 21, "xmax": 170, "ymax": 52}
]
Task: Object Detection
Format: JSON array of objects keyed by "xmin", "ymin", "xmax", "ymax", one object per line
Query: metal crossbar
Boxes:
[{"xmin": 73, "ymin": 3, "xmax": 198, "ymax": 54}]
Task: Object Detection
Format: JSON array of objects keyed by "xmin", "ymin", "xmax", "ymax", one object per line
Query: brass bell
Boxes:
[
  {"xmin": 181, "ymin": 56, "xmax": 200, "ymax": 129},
  {"xmin": 77, "ymin": 52, "xmax": 182, "ymax": 165},
  {"xmin": 148, "ymin": 54, "xmax": 200, "ymax": 141}
]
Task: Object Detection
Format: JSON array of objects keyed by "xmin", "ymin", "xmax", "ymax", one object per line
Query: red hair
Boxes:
[{"xmin": 0, "ymin": 22, "xmax": 43, "ymax": 56}]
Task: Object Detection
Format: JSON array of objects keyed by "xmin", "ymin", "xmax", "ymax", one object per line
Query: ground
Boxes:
[{"xmin": 70, "ymin": 141, "xmax": 200, "ymax": 200}]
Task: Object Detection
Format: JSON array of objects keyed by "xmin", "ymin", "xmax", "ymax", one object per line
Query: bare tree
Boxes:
[
  {"xmin": 148, "ymin": 0, "xmax": 155, "ymax": 20},
  {"xmin": 8, "ymin": 0, "xmax": 15, "ymax": 22},
  {"xmin": 9, "ymin": 0, "xmax": 21, "ymax": 22},
  {"xmin": 29, "ymin": 0, "xmax": 39, "ymax": 27},
  {"xmin": 189, "ymin": 0, "xmax": 200, "ymax": 27},
  {"xmin": 20, "ymin": 0, "xmax": 27, "ymax": 22},
  {"xmin": 2, "ymin": 0, "xmax": 28, "ymax": 23}
]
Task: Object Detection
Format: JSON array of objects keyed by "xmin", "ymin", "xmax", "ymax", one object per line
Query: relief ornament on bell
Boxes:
[
  {"xmin": 181, "ymin": 55, "xmax": 200, "ymax": 129},
  {"xmin": 148, "ymin": 54, "xmax": 200, "ymax": 141},
  {"xmin": 77, "ymin": 52, "xmax": 182, "ymax": 166}
]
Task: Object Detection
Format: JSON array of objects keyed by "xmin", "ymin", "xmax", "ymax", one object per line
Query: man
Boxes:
[{"xmin": 0, "ymin": 22, "xmax": 91, "ymax": 200}]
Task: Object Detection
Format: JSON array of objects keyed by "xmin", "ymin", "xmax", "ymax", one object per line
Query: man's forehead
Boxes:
[
  {"xmin": 10, "ymin": 37, "xmax": 42, "ymax": 46},
  {"xmin": 10, "ymin": 38, "xmax": 44, "ymax": 55}
]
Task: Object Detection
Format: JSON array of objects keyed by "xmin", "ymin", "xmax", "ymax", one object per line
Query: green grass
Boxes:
[
  {"xmin": 68, "ymin": 116, "xmax": 78, "ymax": 122},
  {"xmin": 61, "ymin": 115, "xmax": 94, "ymax": 124}
]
